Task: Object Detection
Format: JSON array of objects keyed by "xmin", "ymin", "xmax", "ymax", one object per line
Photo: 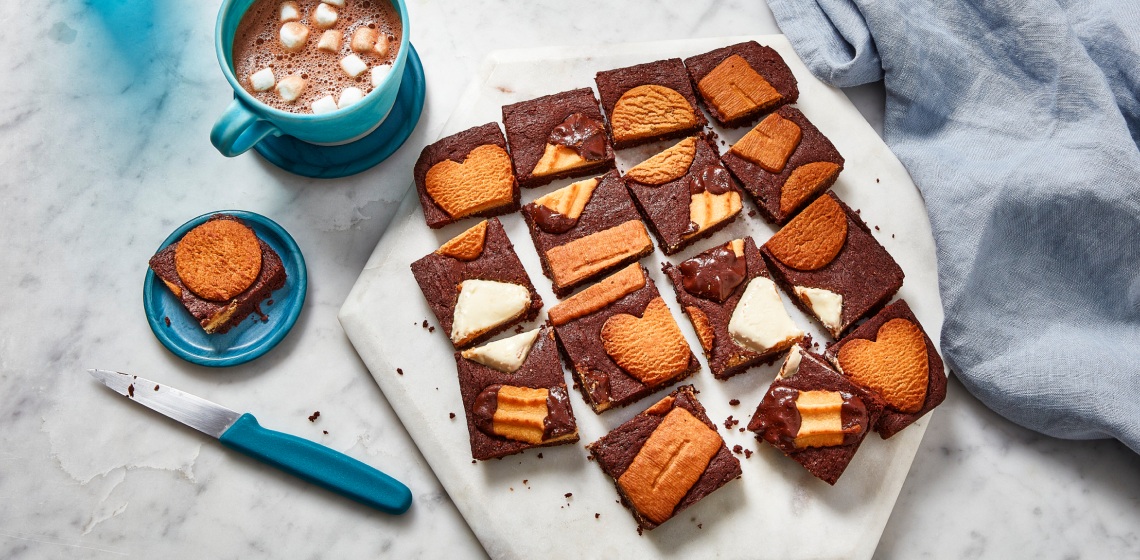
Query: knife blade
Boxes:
[{"xmin": 88, "ymin": 369, "xmax": 412, "ymax": 515}]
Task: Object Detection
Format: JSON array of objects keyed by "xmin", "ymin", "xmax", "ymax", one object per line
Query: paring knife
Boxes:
[{"xmin": 87, "ymin": 369, "xmax": 412, "ymax": 514}]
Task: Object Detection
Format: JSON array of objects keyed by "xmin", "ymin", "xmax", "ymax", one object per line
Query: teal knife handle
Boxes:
[{"xmin": 219, "ymin": 414, "xmax": 412, "ymax": 514}]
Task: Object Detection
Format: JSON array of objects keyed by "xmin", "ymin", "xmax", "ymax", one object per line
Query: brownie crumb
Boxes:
[
  {"xmin": 449, "ymin": 412, "xmax": 456, "ymax": 419},
  {"xmin": 744, "ymin": 449, "xmax": 753, "ymax": 459},
  {"xmin": 595, "ymin": 513, "xmax": 600, "ymax": 519},
  {"xmin": 748, "ymin": 209, "xmax": 757, "ymax": 218},
  {"xmin": 429, "ymin": 326, "xmax": 435, "ymax": 333},
  {"xmin": 876, "ymin": 178, "xmax": 880, "ymax": 183},
  {"xmin": 698, "ymin": 523, "xmax": 703, "ymax": 529},
  {"xmin": 510, "ymin": 487, "xmax": 514, "ymax": 492},
  {"xmin": 422, "ymin": 320, "xmax": 429, "ymax": 329},
  {"xmin": 523, "ymin": 479, "xmax": 528, "ymax": 485},
  {"xmin": 586, "ymin": 455, "xmax": 594, "ymax": 461},
  {"xmin": 729, "ymin": 399, "xmax": 740, "ymax": 406},
  {"xmin": 397, "ymin": 368, "xmax": 404, "ymax": 375},
  {"xmin": 537, "ymin": 453, "xmax": 543, "ymax": 459},
  {"xmin": 874, "ymin": 225, "xmax": 880, "ymax": 231},
  {"xmin": 732, "ymin": 444, "xmax": 743, "ymax": 455},
  {"xmin": 308, "ymin": 411, "xmax": 320, "ymax": 422},
  {"xmin": 266, "ymin": 299, "xmax": 274, "ymax": 306},
  {"xmin": 892, "ymin": 233, "xmax": 896, "ymax": 238},
  {"xmin": 565, "ymin": 493, "xmax": 573, "ymax": 498},
  {"xmin": 127, "ymin": 384, "xmax": 134, "ymax": 397},
  {"xmin": 323, "ymin": 430, "xmax": 329, "ymax": 435},
  {"xmin": 739, "ymin": 427, "xmax": 745, "ymax": 432},
  {"xmin": 723, "ymin": 415, "xmax": 739, "ymax": 429},
  {"xmin": 154, "ymin": 385, "xmax": 160, "ymax": 391},
  {"xmin": 163, "ymin": 317, "xmax": 171, "ymax": 327},
  {"xmin": 472, "ymin": 460, "xmax": 477, "ymax": 464}
]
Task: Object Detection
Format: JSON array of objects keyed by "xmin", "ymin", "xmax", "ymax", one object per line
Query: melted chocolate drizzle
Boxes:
[
  {"xmin": 532, "ymin": 204, "xmax": 579, "ymax": 234},
  {"xmin": 549, "ymin": 113, "xmax": 607, "ymax": 161},
  {"xmin": 688, "ymin": 164, "xmax": 734, "ymax": 195},
  {"xmin": 678, "ymin": 245, "xmax": 747, "ymax": 302},
  {"xmin": 755, "ymin": 386, "xmax": 868, "ymax": 453}
]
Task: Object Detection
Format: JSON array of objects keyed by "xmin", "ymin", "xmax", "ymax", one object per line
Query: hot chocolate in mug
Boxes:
[{"xmin": 210, "ymin": 0, "xmax": 410, "ymax": 156}]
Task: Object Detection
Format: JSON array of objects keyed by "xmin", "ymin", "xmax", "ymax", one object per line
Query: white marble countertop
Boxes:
[{"xmin": 1, "ymin": 1, "xmax": 1137, "ymax": 558}]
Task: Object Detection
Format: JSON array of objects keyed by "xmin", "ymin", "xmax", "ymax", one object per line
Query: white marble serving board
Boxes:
[{"xmin": 339, "ymin": 35, "xmax": 945, "ymax": 560}]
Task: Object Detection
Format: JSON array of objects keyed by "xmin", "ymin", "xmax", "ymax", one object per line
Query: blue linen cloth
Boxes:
[{"xmin": 767, "ymin": 0, "xmax": 1140, "ymax": 453}]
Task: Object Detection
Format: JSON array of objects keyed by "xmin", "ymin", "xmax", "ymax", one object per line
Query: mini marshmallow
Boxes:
[
  {"xmin": 250, "ymin": 68, "xmax": 276, "ymax": 92},
  {"xmin": 279, "ymin": 22, "xmax": 309, "ymax": 51},
  {"xmin": 311, "ymin": 95, "xmax": 338, "ymax": 114},
  {"xmin": 321, "ymin": 0, "xmax": 345, "ymax": 6},
  {"xmin": 340, "ymin": 54, "xmax": 367, "ymax": 77},
  {"xmin": 312, "ymin": 3, "xmax": 338, "ymax": 29},
  {"xmin": 338, "ymin": 87, "xmax": 364, "ymax": 109},
  {"xmin": 374, "ymin": 33, "xmax": 391, "ymax": 58},
  {"xmin": 276, "ymin": 74, "xmax": 306, "ymax": 102},
  {"xmin": 279, "ymin": 1, "xmax": 300, "ymax": 22},
  {"xmin": 317, "ymin": 30, "xmax": 342, "ymax": 52},
  {"xmin": 371, "ymin": 63, "xmax": 392, "ymax": 87},
  {"xmin": 350, "ymin": 27, "xmax": 378, "ymax": 53}
]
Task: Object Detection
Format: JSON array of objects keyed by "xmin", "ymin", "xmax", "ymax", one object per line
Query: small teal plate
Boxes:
[{"xmin": 143, "ymin": 210, "xmax": 307, "ymax": 367}]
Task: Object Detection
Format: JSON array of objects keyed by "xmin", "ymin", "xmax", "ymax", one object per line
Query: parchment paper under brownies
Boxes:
[
  {"xmin": 413, "ymin": 122, "xmax": 520, "ymax": 229},
  {"xmin": 624, "ymin": 134, "xmax": 744, "ymax": 255},
  {"xmin": 594, "ymin": 58, "xmax": 708, "ymax": 149},
  {"xmin": 520, "ymin": 170, "xmax": 654, "ymax": 297},
  {"xmin": 549, "ymin": 263, "xmax": 699, "ymax": 413},
  {"xmin": 683, "ymin": 40, "xmax": 799, "ymax": 128},
  {"xmin": 587, "ymin": 385, "xmax": 740, "ymax": 532},
  {"xmin": 455, "ymin": 327, "xmax": 578, "ymax": 460},
  {"xmin": 761, "ymin": 192, "xmax": 903, "ymax": 338},
  {"xmin": 410, "ymin": 218, "xmax": 542, "ymax": 349},
  {"xmin": 502, "ymin": 88, "xmax": 616, "ymax": 188},
  {"xmin": 826, "ymin": 299, "xmax": 947, "ymax": 439},
  {"xmin": 749, "ymin": 341, "xmax": 884, "ymax": 485},
  {"xmin": 723, "ymin": 106, "xmax": 845, "ymax": 224},
  {"xmin": 662, "ymin": 237, "xmax": 802, "ymax": 380}
]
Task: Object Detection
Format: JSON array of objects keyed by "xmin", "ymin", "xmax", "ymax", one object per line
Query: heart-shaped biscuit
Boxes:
[
  {"xmin": 765, "ymin": 194, "xmax": 847, "ymax": 270},
  {"xmin": 425, "ymin": 144, "xmax": 515, "ymax": 219},
  {"xmin": 837, "ymin": 318, "xmax": 929, "ymax": 413},
  {"xmin": 601, "ymin": 297, "xmax": 691, "ymax": 387}
]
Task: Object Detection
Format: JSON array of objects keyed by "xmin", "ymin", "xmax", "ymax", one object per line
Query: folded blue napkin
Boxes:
[{"xmin": 767, "ymin": 0, "xmax": 1140, "ymax": 453}]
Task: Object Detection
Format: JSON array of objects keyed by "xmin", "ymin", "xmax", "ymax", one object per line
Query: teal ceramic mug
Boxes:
[{"xmin": 210, "ymin": 0, "xmax": 410, "ymax": 156}]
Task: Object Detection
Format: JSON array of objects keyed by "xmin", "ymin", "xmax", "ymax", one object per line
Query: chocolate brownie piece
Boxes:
[
  {"xmin": 624, "ymin": 134, "xmax": 744, "ymax": 255},
  {"xmin": 683, "ymin": 41, "xmax": 799, "ymax": 128},
  {"xmin": 587, "ymin": 385, "xmax": 741, "ymax": 531},
  {"xmin": 521, "ymin": 170, "xmax": 654, "ymax": 297},
  {"xmin": 826, "ymin": 299, "xmax": 947, "ymax": 439},
  {"xmin": 410, "ymin": 218, "xmax": 543, "ymax": 349},
  {"xmin": 455, "ymin": 327, "xmax": 579, "ymax": 460},
  {"xmin": 761, "ymin": 192, "xmax": 904, "ymax": 339},
  {"xmin": 149, "ymin": 215, "xmax": 286, "ymax": 334},
  {"xmin": 747, "ymin": 343, "xmax": 883, "ymax": 485},
  {"xmin": 723, "ymin": 106, "xmax": 845, "ymax": 224},
  {"xmin": 413, "ymin": 122, "xmax": 521, "ymax": 229},
  {"xmin": 502, "ymin": 88, "xmax": 615, "ymax": 188},
  {"xmin": 594, "ymin": 58, "xmax": 708, "ymax": 149},
  {"xmin": 549, "ymin": 263, "xmax": 699, "ymax": 413},
  {"xmin": 662, "ymin": 237, "xmax": 803, "ymax": 380}
]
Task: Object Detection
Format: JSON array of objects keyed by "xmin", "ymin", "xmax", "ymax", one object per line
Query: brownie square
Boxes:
[
  {"xmin": 587, "ymin": 385, "xmax": 741, "ymax": 531},
  {"xmin": 549, "ymin": 263, "xmax": 699, "ymax": 413},
  {"xmin": 455, "ymin": 327, "xmax": 579, "ymax": 460},
  {"xmin": 594, "ymin": 58, "xmax": 708, "ymax": 149},
  {"xmin": 413, "ymin": 122, "xmax": 521, "ymax": 229},
  {"xmin": 826, "ymin": 299, "xmax": 947, "ymax": 439},
  {"xmin": 662, "ymin": 237, "xmax": 803, "ymax": 380},
  {"xmin": 410, "ymin": 218, "xmax": 543, "ymax": 349},
  {"xmin": 502, "ymin": 88, "xmax": 616, "ymax": 188},
  {"xmin": 521, "ymin": 170, "xmax": 654, "ymax": 297},
  {"xmin": 683, "ymin": 41, "xmax": 799, "ymax": 128},
  {"xmin": 723, "ymin": 106, "xmax": 845, "ymax": 224},
  {"xmin": 747, "ymin": 343, "xmax": 884, "ymax": 485},
  {"xmin": 148, "ymin": 215, "xmax": 286, "ymax": 335},
  {"xmin": 624, "ymin": 134, "xmax": 744, "ymax": 255},
  {"xmin": 761, "ymin": 192, "xmax": 904, "ymax": 339}
]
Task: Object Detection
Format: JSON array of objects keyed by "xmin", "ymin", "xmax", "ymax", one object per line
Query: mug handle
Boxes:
[{"xmin": 210, "ymin": 98, "xmax": 280, "ymax": 157}]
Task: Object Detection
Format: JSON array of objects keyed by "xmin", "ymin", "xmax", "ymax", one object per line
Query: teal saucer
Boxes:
[
  {"xmin": 252, "ymin": 44, "xmax": 426, "ymax": 178},
  {"xmin": 143, "ymin": 211, "xmax": 307, "ymax": 367}
]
